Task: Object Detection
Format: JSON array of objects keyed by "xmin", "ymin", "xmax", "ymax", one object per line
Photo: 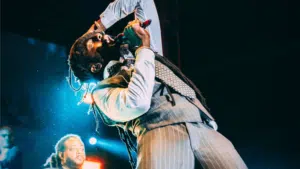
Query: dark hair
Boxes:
[
  {"xmin": 68, "ymin": 33, "xmax": 121, "ymax": 89},
  {"xmin": 68, "ymin": 32, "xmax": 104, "ymax": 83},
  {"xmin": 69, "ymin": 32, "xmax": 208, "ymax": 106},
  {"xmin": 69, "ymin": 37, "xmax": 208, "ymax": 169}
]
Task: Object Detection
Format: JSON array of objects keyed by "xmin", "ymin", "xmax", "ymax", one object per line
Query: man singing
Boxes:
[{"xmin": 68, "ymin": 0, "xmax": 248, "ymax": 168}]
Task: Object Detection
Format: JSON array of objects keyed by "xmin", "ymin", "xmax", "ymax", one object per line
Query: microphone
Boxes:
[
  {"xmin": 141, "ymin": 19, "xmax": 152, "ymax": 28},
  {"xmin": 113, "ymin": 19, "xmax": 152, "ymax": 45}
]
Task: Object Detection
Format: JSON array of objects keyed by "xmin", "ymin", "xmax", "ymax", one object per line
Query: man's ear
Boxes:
[{"xmin": 90, "ymin": 63, "xmax": 102, "ymax": 73}]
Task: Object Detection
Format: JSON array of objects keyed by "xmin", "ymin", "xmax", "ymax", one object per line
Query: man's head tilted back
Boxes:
[{"xmin": 68, "ymin": 32, "xmax": 120, "ymax": 83}]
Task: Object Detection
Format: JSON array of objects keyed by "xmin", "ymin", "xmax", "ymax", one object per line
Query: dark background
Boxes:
[{"xmin": 1, "ymin": 0, "xmax": 298, "ymax": 168}]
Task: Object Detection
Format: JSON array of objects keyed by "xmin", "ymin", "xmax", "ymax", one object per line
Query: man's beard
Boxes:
[
  {"xmin": 64, "ymin": 157, "xmax": 83, "ymax": 169},
  {"xmin": 96, "ymin": 43, "xmax": 121, "ymax": 69}
]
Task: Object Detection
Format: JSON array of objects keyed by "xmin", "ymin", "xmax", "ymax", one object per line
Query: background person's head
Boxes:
[
  {"xmin": 44, "ymin": 134, "xmax": 86, "ymax": 169},
  {"xmin": 0, "ymin": 126, "xmax": 14, "ymax": 149},
  {"xmin": 56, "ymin": 134, "xmax": 86, "ymax": 168}
]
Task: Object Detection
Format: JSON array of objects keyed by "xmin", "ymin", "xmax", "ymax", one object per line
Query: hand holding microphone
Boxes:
[
  {"xmin": 117, "ymin": 19, "xmax": 151, "ymax": 62},
  {"xmin": 128, "ymin": 19, "xmax": 150, "ymax": 47},
  {"xmin": 116, "ymin": 19, "xmax": 151, "ymax": 49}
]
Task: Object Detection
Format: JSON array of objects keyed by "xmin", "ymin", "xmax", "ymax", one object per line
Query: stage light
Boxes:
[
  {"xmin": 82, "ymin": 161, "xmax": 101, "ymax": 169},
  {"xmin": 89, "ymin": 137, "xmax": 97, "ymax": 145}
]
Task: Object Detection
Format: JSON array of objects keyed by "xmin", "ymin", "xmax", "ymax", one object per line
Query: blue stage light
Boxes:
[{"xmin": 89, "ymin": 137, "xmax": 97, "ymax": 145}]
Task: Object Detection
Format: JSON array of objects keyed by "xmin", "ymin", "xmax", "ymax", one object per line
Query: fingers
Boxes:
[
  {"xmin": 123, "ymin": 19, "xmax": 150, "ymax": 47},
  {"xmin": 107, "ymin": 35, "xmax": 114, "ymax": 41},
  {"xmin": 129, "ymin": 19, "xmax": 141, "ymax": 25},
  {"xmin": 102, "ymin": 34, "xmax": 114, "ymax": 43},
  {"xmin": 94, "ymin": 21, "xmax": 101, "ymax": 29},
  {"xmin": 132, "ymin": 24, "xmax": 149, "ymax": 38},
  {"xmin": 132, "ymin": 23, "xmax": 143, "ymax": 33},
  {"xmin": 125, "ymin": 19, "xmax": 141, "ymax": 29},
  {"xmin": 125, "ymin": 22, "xmax": 149, "ymax": 40}
]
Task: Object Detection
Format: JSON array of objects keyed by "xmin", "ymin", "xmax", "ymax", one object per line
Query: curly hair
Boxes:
[
  {"xmin": 68, "ymin": 33, "xmax": 209, "ymax": 169},
  {"xmin": 68, "ymin": 32, "xmax": 208, "ymax": 107},
  {"xmin": 68, "ymin": 32, "xmax": 104, "ymax": 83},
  {"xmin": 68, "ymin": 32, "xmax": 121, "ymax": 87}
]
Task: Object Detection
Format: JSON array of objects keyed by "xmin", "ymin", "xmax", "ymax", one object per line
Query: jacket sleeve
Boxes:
[{"xmin": 93, "ymin": 48, "xmax": 155, "ymax": 122}]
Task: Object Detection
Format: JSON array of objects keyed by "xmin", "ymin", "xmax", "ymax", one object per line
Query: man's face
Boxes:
[
  {"xmin": 61, "ymin": 137, "xmax": 86, "ymax": 168},
  {"xmin": 86, "ymin": 33, "xmax": 114, "ymax": 56},
  {"xmin": 86, "ymin": 33, "xmax": 103, "ymax": 56},
  {"xmin": 84, "ymin": 34, "xmax": 121, "ymax": 75},
  {"xmin": 0, "ymin": 129, "xmax": 13, "ymax": 148}
]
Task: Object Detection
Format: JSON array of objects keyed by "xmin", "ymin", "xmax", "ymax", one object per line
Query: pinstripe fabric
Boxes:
[
  {"xmin": 186, "ymin": 122, "xmax": 248, "ymax": 169},
  {"xmin": 129, "ymin": 81, "xmax": 203, "ymax": 133},
  {"xmin": 136, "ymin": 123, "xmax": 194, "ymax": 169},
  {"xmin": 135, "ymin": 122, "xmax": 248, "ymax": 169},
  {"xmin": 96, "ymin": 66, "xmax": 247, "ymax": 168}
]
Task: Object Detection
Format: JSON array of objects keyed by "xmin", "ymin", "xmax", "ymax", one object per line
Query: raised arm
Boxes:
[
  {"xmin": 93, "ymin": 22, "xmax": 155, "ymax": 122},
  {"xmin": 89, "ymin": 0, "xmax": 163, "ymax": 55}
]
